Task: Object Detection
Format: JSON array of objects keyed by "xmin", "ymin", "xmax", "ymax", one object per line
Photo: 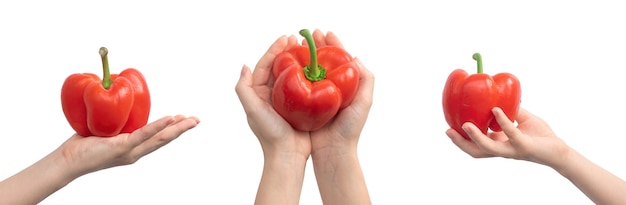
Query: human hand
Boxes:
[
  {"xmin": 57, "ymin": 115, "xmax": 200, "ymax": 178},
  {"xmin": 235, "ymin": 34, "xmax": 311, "ymax": 160},
  {"xmin": 447, "ymin": 107, "xmax": 571, "ymax": 168},
  {"xmin": 0, "ymin": 115, "xmax": 198, "ymax": 205},
  {"xmin": 308, "ymin": 29, "xmax": 375, "ymax": 157},
  {"xmin": 237, "ymin": 33, "xmax": 321, "ymax": 205},
  {"xmin": 302, "ymin": 29, "xmax": 374, "ymax": 205}
]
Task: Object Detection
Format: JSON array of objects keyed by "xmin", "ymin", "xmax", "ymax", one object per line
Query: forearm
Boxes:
[
  {"xmin": 255, "ymin": 151, "xmax": 307, "ymax": 205},
  {"xmin": 554, "ymin": 149, "xmax": 626, "ymax": 205},
  {"xmin": 312, "ymin": 147, "xmax": 371, "ymax": 205},
  {"xmin": 0, "ymin": 150, "xmax": 76, "ymax": 205}
]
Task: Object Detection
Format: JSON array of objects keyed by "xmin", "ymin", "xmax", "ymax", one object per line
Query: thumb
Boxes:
[
  {"xmin": 235, "ymin": 65, "xmax": 257, "ymax": 112},
  {"xmin": 236, "ymin": 65, "xmax": 252, "ymax": 86}
]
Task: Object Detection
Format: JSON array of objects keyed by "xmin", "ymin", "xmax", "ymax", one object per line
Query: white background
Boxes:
[{"xmin": 1, "ymin": 0, "xmax": 625, "ymax": 204}]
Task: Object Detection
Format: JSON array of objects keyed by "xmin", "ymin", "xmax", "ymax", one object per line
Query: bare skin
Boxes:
[
  {"xmin": 447, "ymin": 107, "xmax": 626, "ymax": 205},
  {"xmin": 0, "ymin": 115, "xmax": 200, "ymax": 205},
  {"xmin": 236, "ymin": 29, "xmax": 373, "ymax": 205}
]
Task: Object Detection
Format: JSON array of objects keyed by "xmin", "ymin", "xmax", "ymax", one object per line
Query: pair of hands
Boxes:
[
  {"xmin": 236, "ymin": 29, "xmax": 374, "ymax": 205},
  {"xmin": 235, "ymin": 29, "xmax": 375, "ymax": 161}
]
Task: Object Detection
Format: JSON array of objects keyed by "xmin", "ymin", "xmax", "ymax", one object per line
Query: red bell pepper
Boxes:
[
  {"xmin": 272, "ymin": 29, "xmax": 360, "ymax": 131},
  {"xmin": 61, "ymin": 47, "xmax": 151, "ymax": 137},
  {"xmin": 442, "ymin": 53, "xmax": 521, "ymax": 139}
]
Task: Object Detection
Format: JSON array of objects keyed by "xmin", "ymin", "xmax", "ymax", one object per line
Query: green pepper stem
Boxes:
[
  {"xmin": 99, "ymin": 47, "xmax": 112, "ymax": 89},
  {"xmin": 472, "ymin": 53, "xmax": 483, "ymax": 74},
  {"xmin": 300, "ymin": 29, "xmax": 326, "ymax": 81}
]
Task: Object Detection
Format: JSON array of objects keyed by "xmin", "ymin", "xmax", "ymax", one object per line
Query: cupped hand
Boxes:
[
  {"xmin": 307, "ymin": 29, "xmax": 375, "ymax": 155},
  {"xmin": 447, "ymin": 107, "xmax": 571, "ymax": 168},
  {"xmin": 58, "ymin": 115, "xmax": 200, "ymax": 177},
  {"xmin": 235, "ymin": 34, "xmax": 311, "ymax": 159}
]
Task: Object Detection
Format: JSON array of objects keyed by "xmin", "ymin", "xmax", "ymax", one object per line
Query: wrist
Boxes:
[
  {"xmin": 47, "ymin": 148, "xmax": 82, "ymax": 185},
  {"xmin": 551, "ymin": 147, "xmax": 583, "ymax": 177},
  {"xmin": 261, "ymin": 134, "xmax": 310, "ymax": 163},
  {"xmin": 310, "ymin": 131, "xmax": 360, "ymax": 163},
  {"xmin": 311, "ymin": 145, "xmax": 359, "ymax": 168},
  {"xmin": 263, "ymin": 147, "xmax": 309, "ymax": 168}
]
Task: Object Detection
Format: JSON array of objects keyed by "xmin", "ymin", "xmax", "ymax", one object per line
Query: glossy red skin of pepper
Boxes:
[
  {"xmin": 442, "ymin": 69, "xmax": 521, "ymax": 140},
  {"xmin": 272, "ymin": 46, "xmax": 360, "ymax": 131},
  {"xmin": 61, "ymin": 68, "xmax": 151, "ymax": 137}
]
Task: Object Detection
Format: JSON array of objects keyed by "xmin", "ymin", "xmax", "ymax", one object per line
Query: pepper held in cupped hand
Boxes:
[
  {"xmin": 442, "ymin": 53, "xmax": 521, "ymax": 139},
  {"xmin": 61, "ymin": 47, "xmax": 151, "ymax": 137},
  {"xmin": 272, "ymin": 29, "xmax": 360, "ymax": 131}
]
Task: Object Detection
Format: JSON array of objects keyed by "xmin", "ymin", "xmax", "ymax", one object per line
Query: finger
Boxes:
[
  {"xmin": 324, "ymin": 31, "xmax": 344, "ymax": 48},
  {"xmin": 253, "ymin": 35, "xmax": 289, "ymax": 86},
  {"xmin": 462, "ymin": 122, "xmax": 515, "ymax": 157},
  {"xmin": 170, "ymin": 115, "xmax": 200, "ymax": 127},
  {"xmin": 126, "ymin": 116, "xmax": 176, "ymax": 148},
  {"xmin": 170, "ymin": 115, "xmax": 200, "ymax": 126},
  {"xmin": 188, "ymin": 116, "xmax": 201, "ymax": 123},
  {"xmin": 487, "ymin": 131, "xmax": 510, "ymax": 142},
  {"xmin": 303, "ymin": 29, "xmax": 326, "ymax": 47},
  {"xmin": 350, "ymin": 57, "xmax": 375, "ymax": 111},
  {"xmin": 492, "ymin": 107, "xmax": 524, "ymax": 142},
  {"xmin": 446, "ymin": 128, "xmax": 493, "ymax": 158},
  {"xmin": 514, "ymin": 107, "xmax": 536, "ymax": 124},
  {"xmin": 168, "ymin": 114, "xmax": 184, "ymax": 124},
  {"xmin": 235, "ymin": 65, "xmax": 251, "ymax": 97},
  {"xmin": 285, "ymin": 34, "xmax": 299, "ymax": 51},
  {"xmin": 235, "ymin": 65, "xmax": 260, "ymax": 113},
  {"xmin": 312, "ymin": 29, "xmax": 327, "ymax": 47},
  {"xmin": 129, "ymin": 117, "xmax": 200, "ymax": 157}
]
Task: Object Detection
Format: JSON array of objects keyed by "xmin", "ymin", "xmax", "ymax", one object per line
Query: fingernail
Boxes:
[
  {"xmin": 166, "ymin": 116, "xmax": 176, "ymax": 124},
  {"xmin": 461, "ymin": 124, "xmax": 470, "ymax": 133},
  {"xmin": 240, "ymin": 65, "xmax": 248, "ymax": 77},
  {"xmin": 354, "ymin": 57, "xmax": 363, "ymax": 67},
  {"xmin": 445, "ymin": 129, "xmax": 454, "ymax": 138},
  {"xmin": 492, "ymin": 107, "xmax": 499, "ymax": 113}
]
